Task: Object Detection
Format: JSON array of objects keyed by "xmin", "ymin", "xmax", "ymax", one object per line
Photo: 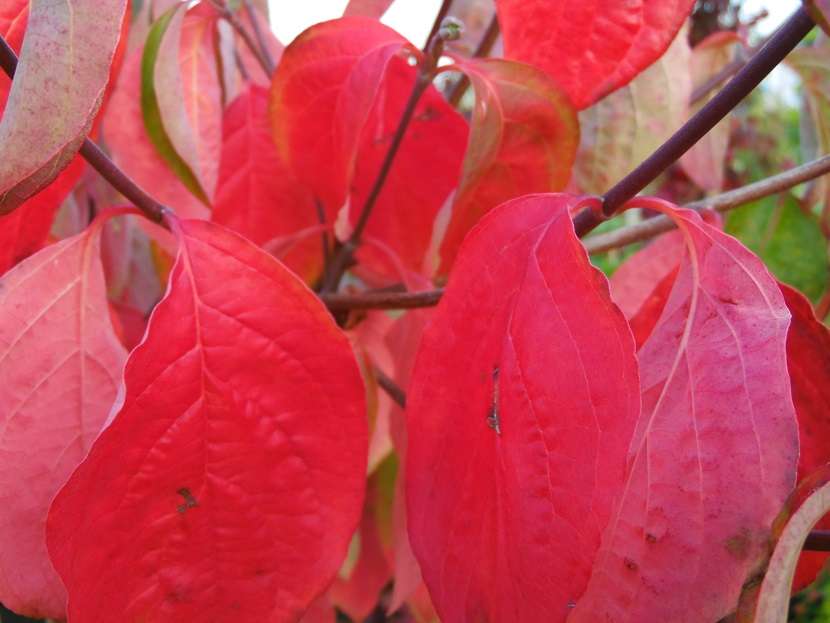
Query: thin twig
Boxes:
[
  {"xmin": 0, "ymin": 35, "xmax": 169, "ymax": 224},
  {"xmin": 319, "ymin": 28, "xmax": 457, "ymax": 295},
  {"xmin": 375, "ymin": 366, "xmax": 407, "ymax": 409},
  {"xmin": 244, "ymin": 0, "xmax": 276, "ymax": 73},
  {"xmin": 321, "ymin": 288, "xmax": 444, "ymax": 311},
  {"xmin": 446, "ymin": 13, "xmax": 500, "ymax": 107},
  {"xmin": 804, "ymin": 530, "xmax": 830, "ymax": 552},
  {"xmin": 572, "ymin": 7, "xmax": 816, "ymax": 238},
  {"xmin": 584, "ymin": 154, "xmax": 830, "ymax": 254},
  {"xmin": 208, "ymin": 0, "xmax": 275, "ymax": 76}
]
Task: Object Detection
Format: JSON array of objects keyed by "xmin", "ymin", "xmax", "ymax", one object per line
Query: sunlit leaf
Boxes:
[
  {"xmin": 496, "ymin": 0, "xmax": 695, "ymax": 109},
  {"xmin": 47, "ymin": 218, "xmax": 368, "ymax": 622}
]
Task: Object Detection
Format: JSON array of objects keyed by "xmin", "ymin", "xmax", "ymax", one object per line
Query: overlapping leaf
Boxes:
[
  {"xmin": 0, "ymin": 211, "xmax": 129, "ymax": 619},
  {"xmin": 780, "ymin": 284, "xmax": 830, "ymax": 590},
  {"xmin": 141, "ymin": 4, "xmax": 222, "ymax": 205},
  {"xmin": 105, "ymin": 44, "xmax": 208, "ymax": 220},
  {"xmin": 0, "ymin": 0, "xmax": 127, "ymax": 214},
  {"xmin": 575, "ymin": 27, "xmax": 690, "ymax": 195},
  {"xmin": 47, "ymin": 218, "xmax": 368, "ymax": 622},
  {"xmin": 571, "ymin": 203, "xmax": 798, "ymax": 623},
  {"xmin": 212, "ymin": 84, "xmax": 320, "ymax": 281},
  {"xmin": 407, "ymin": 194, "xmax": 640, "ymax": 623},
  {"xmin": 680, "ymin": 32, "xmax": 743, "ymax": 192},
  {"xmin": 736, "ymin": 465, "xmax": 830, "ymax": 623},
  {"xmin": 438, "ymin": 58, "xmax": 580, "ymax": 273},
  {"xmin": 349, "ymin": 55, "xmax": 467, "ymax": 276},
  {"xmin": 269, "ymin": 17, "xmax": 410, "ymax": 211},
  {"xmin": 496, "ymin": 0, "xmax": 695, "ymax": 109},
  {"xmin": 805, "ymin": 0, "xmax": 830, "ymax": 35}
]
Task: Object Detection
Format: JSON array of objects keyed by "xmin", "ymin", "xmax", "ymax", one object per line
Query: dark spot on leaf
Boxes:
[
  {"xmin": 645, "ymin": 532, "xmax": 657, "ymax": 543},
  {"xmin": 177, "ymin": 487, "xmax": 199, "ymax": 515},
  {"xmin": 718, "ymin": 295, "xmax": 738, "ymax": 305},
  {"xmin": 724, "ymin": 527, "xmax": 753, "ymax": 560},
  {"xmin": 624, "ymin": 557, "xmax": 638, "ymax": 571}
]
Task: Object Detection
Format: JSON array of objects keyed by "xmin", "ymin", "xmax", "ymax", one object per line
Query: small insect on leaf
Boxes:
[{"xmin": 487, "ymin": 367, "xmax": 501, "ymax": 435}]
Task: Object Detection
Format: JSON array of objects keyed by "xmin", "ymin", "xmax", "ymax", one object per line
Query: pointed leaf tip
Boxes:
[
  {"xmin": 47, "ymin": 218, "xmax": 368, "ymax": 622},
  {"xmin": 407, "ymin": 193, "xmax": 640, "ymax": 623}
]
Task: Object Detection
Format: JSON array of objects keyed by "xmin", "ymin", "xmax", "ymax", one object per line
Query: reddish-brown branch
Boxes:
[
  {"xmin": 0, "ymin": 35, "xmax": 169, "ymax": 224},
  {"xmin": 375, "ymin": 366, "xmax": 407, "ymax": 409},
  {"xmin": 207, "ymin": 0, "xmax": 275, "ymax": 76},
  {"xmin": 572, "ymin": 7, "xmax": 816, "ymax": 238},
  {"xmin": 803, "ymin": 530, "xmax": 830, "ymax": 552},
  {"xmin": 584, "ymin": 154, "xmax": 830, "ymax": 254},
  {"xmin": 321, "ymin": 287, "xmax": 444, "ymax": 311}
]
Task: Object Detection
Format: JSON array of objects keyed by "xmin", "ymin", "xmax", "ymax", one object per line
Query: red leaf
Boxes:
[
  {"xmin": 0, "ymin": 156, "xmax": 85, "ymax": 276},
  {"xmin": 0, "ymin": 0, "xmax": 127, "ymax": 214},
  {"xmin": 0, "ymin": 1, "xmax": 27, "ymax": 112},
  {"xmin": 46, "ymin": 218, "xmax": 368, "ymax": 622},
  {"xmin": 349, "ymin": 56, "xmax": 467, "ymax": 277},
  {"xmin": 780, "ymin": 283, "xmax": 830, "ymax": 590},
  {"xmin": 571, "ymin": 201, "xmax": 798, "ymax": 623},
  {"xmin": 438, "ymin": 58, "xmax": 579, "ymax": 273},
  {"xmin": 269, "ymin": 17, "xmax": 410, "ymax": 211},
  {"xmin": 407, "ymin": 194, "xmax": 640, "ymax": 622},
  {"xmin": 212, "ymin": 84, "xmax": 321, "ymax": 281},
  {"xmin": 330, "ymin": 482, "xmax": 393, "ymax": 620},
  {"xmin": 496, "ymin": 0, "xmax": 695, "ymax": 109},
  {"xmin": 0, "ymin": 211, "xmax": 129, "ymax": 619}
]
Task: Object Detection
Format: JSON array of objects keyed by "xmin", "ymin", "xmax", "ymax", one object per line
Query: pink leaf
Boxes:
[
  {"xmin": 47, "ymin": 218, "xmax": 368, "ymax": 622},
  {"xmin": 0, "ymin": 0, "xmax": 127, "ymax": 214},
  {"xmin": 571, "ymin": 200, "xmax": 798, "ymax": 623},
  {"xmin": 407, "ymin": 194, "xmax": 640, "ymax": 622},
  {"xmin": 0, "ymin": 211, "xmax": 130, "ymax": 618},
  {"xmin": 496, "ymin": 0, "xmax": 695, "ymax": 109}
]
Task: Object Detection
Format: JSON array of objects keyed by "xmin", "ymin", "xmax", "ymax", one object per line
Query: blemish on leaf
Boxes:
[
  {"xmin": 624, "ymin": 557, "xmax": 638, "ymax": 571},
  {"xmin": 724, "ymin": 527, "xmax": 753, "ymax": 560},
  {"xmin": 487, "ymin": 367, "xmax": 501, "ymax": 435},
  {"xmin": 645, "ymin": 532, "xmax": 657, "ymax": 543},
  {"xmin": 176, "ymin": 487, "xmax": 199, "ymax": 515},
  {"xmin": 717, "ymin": 295, "xmax": 739, "ymax": 305}
]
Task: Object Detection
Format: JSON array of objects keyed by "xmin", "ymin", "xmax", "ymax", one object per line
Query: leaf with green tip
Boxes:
[{"xmin": 141, "ymin": 4, "xmax": 220, "ymax": 206}]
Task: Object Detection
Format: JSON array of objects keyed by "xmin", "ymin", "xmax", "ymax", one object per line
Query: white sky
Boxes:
[{"xmin": 267, "ymin": 1, "xmax": 802, "ymax": 47}]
